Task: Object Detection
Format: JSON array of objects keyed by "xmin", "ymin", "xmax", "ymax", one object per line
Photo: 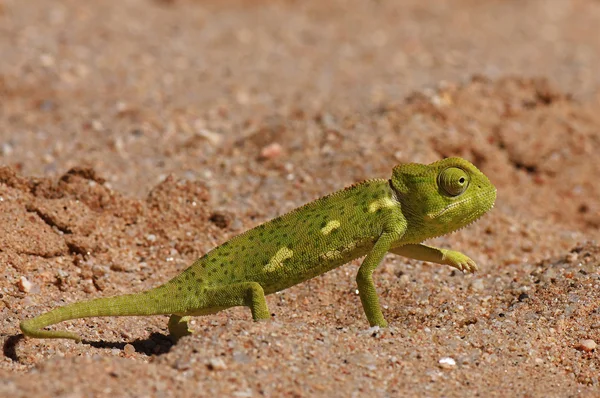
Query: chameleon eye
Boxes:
[{"xmin": 438, "ymin": 167, "xmax": 470, "ymax": 196}]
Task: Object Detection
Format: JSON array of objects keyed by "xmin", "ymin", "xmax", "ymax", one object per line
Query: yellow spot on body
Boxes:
[
  {"xmin": 321, "ymin": 220, "xmax": 341, "ymax": 235},
  {"xmin": 319, "ymin": 240, "xmax": 365, "ymax": 262},
  {"xmin": 320, "ymin": 249, "xmax": 343, "ymax": 261},
  {"xmin": 264, "ymin": 247, "xmax": 294, "ymax": 273},
  {"xmin": 368, "ymin": 197, "xmax": 396, "ymax": 213}
]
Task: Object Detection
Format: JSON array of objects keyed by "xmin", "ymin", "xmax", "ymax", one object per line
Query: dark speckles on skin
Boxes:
[
  {"xmin": 211, "ymin": 258, "xmax": 217, "ymax": 263},
  {"xmin": 185, "ymin": 274, "xmax": 190, "ymax": 280},
  {"xmin": 190, "ymin": 271, "xmax": 196, "ymax": 277},
  {"xmin": 187, "ymin": 286, "xmax": 192, "ymax": 291}
]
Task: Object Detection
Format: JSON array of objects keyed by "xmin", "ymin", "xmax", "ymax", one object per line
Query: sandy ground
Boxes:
[{"xmin": 1, "ymin": 0, "xmax": 600, "ymax": 396}]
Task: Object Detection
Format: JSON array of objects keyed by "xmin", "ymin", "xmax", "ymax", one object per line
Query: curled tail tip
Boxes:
[
  {"xmin": 20, "ymin": 318, "xmax": 82, "ymax": 342},
  {"xmin": 19, "ymin": 319, "xmax": 33, "ymax": 336}
]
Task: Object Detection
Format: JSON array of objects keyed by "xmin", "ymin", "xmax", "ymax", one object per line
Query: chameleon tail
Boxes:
[{"xmin": 20, "ymin": 286, "xmax": 180, "ymax": 341}]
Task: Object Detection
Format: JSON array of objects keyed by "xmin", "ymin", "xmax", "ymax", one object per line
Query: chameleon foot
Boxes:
[
  {"xmin": 168, "ymin": 314, "xmax": 193, "ymax": 342},
  {"xmin": 443, "ymin": 250, "xmax": 478, "ymax": 273}
]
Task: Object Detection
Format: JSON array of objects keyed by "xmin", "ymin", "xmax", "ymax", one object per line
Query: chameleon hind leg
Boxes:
[
  {"xmin": 168, "ymin": 314, "xmax": 193, "ymax": 341},
  {"xmin": 205, "ymin": 281, "xmax": 271, "ymax": 321},
  {"xmin": 168, "ymin": 281, "xmax": 271, "ymax": 341}
]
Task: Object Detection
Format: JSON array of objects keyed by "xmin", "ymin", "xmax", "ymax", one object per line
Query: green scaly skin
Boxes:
[{"xmin": 20, "ymin": 157, "xmax": 496, "ymax": 342}]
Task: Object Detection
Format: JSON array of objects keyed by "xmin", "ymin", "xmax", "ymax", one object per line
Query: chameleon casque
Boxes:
[{"xmin": 20, "ymin": 157, "xmax": 496, "ymax": 342}]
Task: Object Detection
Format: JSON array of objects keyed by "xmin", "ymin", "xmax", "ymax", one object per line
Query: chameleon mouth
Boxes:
[
  {"xmin": 426, "ymin": 188, "xmax": 496, "ymax": 220},
  {"xmin": 425, "ymin": 197, "xmax": 496, "ymax": 241}
]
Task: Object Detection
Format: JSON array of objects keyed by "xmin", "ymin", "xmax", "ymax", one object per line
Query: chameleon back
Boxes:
[{"xmin": 178, "ymin": 179, "xmax": 400, "ymax": 294}]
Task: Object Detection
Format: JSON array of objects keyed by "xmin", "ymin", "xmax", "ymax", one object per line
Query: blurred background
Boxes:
[{"xmin": 1, "ymin": 0, "xmax": 599, "ymax": 194}]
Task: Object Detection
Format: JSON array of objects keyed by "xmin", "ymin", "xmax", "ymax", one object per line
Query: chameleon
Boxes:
[{"xmin": 20, "ymin": 157, "xmax": 496, "ymax": 342}]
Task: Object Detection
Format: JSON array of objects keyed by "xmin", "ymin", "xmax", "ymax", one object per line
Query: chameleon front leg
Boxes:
[
  {"xmin": 390, "ymin": 243, "xmax": 478, "ymax": 273},
  {"xmin": 168, "ymin": 282, "xmax": 271, "ymax": 340},
  {"xmin": 356, "ymin": 234, "xmax": 398, "ymax": 328}
]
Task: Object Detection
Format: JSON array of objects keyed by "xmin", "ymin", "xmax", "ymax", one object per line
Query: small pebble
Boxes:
[
  {"xmin": 576, "ymin": 339, "xmax": 597, "ymax": 352},
  {"xmin": 438, "ymin": 357, "xmax": 456, "ymax": 369},
  {"xmin": 398, "ymin": 274, "xmax": 410, "ymax": 286},
  {"xmin": 123, "ymin": 344, "xmax": 135, "ymax": 356},
  {"xmin": 196, "ymin": 128, "xmax": 222, "ymax": 146},
  {"xmin": 517, "ymin": 293, "xmax": 529, "ymax": 302},
  {"xmin": 565, "ymin": 252, "xmax": 578, "ymax": 263},
  {"xmin": 259, "ymin": 142, "xmax": 283, "ymax": 160},
  {"xmin": 359, "ymin": 325, "xmax": 380, "ymax": 336},
  {"xmin": 173, "ymin": 359, "xmax": 192, "ymax": 371},
  {"xmin": 17, "ymin": 276, "xmax": 33, "ymax": 293},
  {"xmin": 91, "ymin": 120, "xmax": 104, "ymax": 132},
  {"xmin": 1, "ymin": 142, "xmax": 13, "ymax": 156},
  {"xmin": 207, "ymin": 357, "xmax": 227, "ymax": 371},
  {"xmin": 540, "ymin": 268, "xmax": 557, "ymax": 283},
  {"xmin": 232, "ymin": 389, "xmax": 253, "ymax": 398},
  {"xmin": 470, "ymin": 279, "xmax": 485, "ymax": 291}
]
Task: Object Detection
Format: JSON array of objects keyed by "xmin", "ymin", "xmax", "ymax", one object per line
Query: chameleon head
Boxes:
[{"xmin": 390, "ymin": 157, "xmax": 497, "ymax": 237}]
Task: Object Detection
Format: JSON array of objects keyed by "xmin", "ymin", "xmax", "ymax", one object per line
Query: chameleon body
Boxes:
[{"xmin": 20, "ymin": 157, "xmax": 496, "ymax": 341}]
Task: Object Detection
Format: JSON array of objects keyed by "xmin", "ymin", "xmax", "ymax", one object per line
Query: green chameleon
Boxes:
[{"xmin": 20, "ymin": 157, "xmax": 496, "ymax": 342}]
